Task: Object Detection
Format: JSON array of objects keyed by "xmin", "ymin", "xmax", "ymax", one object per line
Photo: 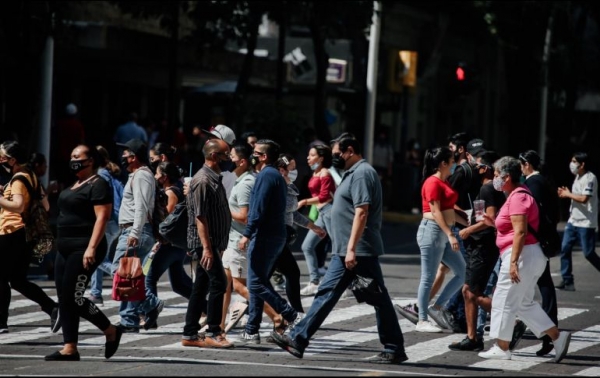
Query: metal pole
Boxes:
[
  {"xmin": 364, "ymin": 1, "xmax": 381, "ymax": 163},
  {"xmin": 539, "ymin": 7, "xmax": 555, "ymax": 160},
  {"xmin": 38, "ymin": 35, "xmax": 54, "ymax": 188}
]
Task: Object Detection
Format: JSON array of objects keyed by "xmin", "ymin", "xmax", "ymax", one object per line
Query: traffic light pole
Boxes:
[
  {"xmin": 539, "ymin": 6, "xmax": 555, "ymax": 160},
  {"xmin": 364, "ymin": 1, "xmax": 381, "ymax": 164}
]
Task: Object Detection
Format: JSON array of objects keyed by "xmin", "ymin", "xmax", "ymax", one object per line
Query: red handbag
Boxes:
[{"xmin": 112, "ymin": 249, "xmax": 146, "ymax": 302}]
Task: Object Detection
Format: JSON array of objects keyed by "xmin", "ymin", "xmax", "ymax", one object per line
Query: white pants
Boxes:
[{"xmin": 490, "ymin": 243, "xmax": 556, "ymax": 341}]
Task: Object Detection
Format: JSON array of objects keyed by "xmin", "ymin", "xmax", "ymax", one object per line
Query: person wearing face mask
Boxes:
[
  {"xmin": 477, "ymin": 156, "xmax": 571, "ymax": 362},
  {"xmin": 0, "ymin": 141, "xmax": 60, "ymax": 335},
  {"xmin": 45, "ymin": 144, "xmax": 124, "ymax": 361},
  {"xmin": 139, "ymin": 161, "xmax": 192, "ymax": 331},
  {"xmin": 556, "ymin": 152, "xmax": 599, "ymax": 292},
  {"xmin": 273, "ymin": 153, "xmax": 326, "ymax": 315},
  {"xmin": 112, "ymin": 138, "xmax": 157, "ymax": 333},
  {"xmin": 296, "ymin": 144, "xmax": 336, "ymax": 296}
]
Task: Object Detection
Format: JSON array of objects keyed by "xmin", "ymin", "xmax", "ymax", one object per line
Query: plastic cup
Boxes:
[
  {"xmin": 184, "ymin": 177, "xmax": 192, "ymax": 185},
  {"xmin": 474, "ymin": 200, "xmax": 485, "ymax": 221}
]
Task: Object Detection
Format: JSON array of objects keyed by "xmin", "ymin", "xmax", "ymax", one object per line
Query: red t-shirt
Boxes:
[
  {"xmin": 308, "ymin": 175, "xmax": 336, "ymax": 203},
  {"xmin": 421, "ymin": 176, "xmax": 458, "ymax": 213}
]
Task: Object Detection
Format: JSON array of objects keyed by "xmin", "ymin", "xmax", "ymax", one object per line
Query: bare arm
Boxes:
[{"xmin": 430, "ymin": 200, "xmax": 459, "ymax": 251}]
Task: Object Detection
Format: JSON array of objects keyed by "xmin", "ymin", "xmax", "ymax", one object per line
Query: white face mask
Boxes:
[
  {"xmin": 288, "ymin": 169, "xmax": 298, "ymax": 182},
  {"xmin": 569, "ymin": 162, "xmax": 579, "ymax": 175},
  {"xmin": 493, "ymin": 176, "xmax": 505, "ymax": 191}
]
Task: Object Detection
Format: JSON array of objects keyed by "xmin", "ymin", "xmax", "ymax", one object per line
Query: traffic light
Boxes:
[{"xmin": 456, "ymin": 66, "xmax": 465, "ymax": 81}]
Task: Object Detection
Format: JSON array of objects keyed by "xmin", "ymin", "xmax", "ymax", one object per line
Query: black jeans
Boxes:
[
  {"xmin": 0, "ymin": 228, "xmax": 57, "ymax": 326},
  {"xmin": 183, "ymin": 247, "xmax": 227, "ymax": 338},
  {"xmin": 537, "ymin": 260, "xmax": 558, "ymax": 343},
  {"xmin": 271, "ymin": 244, "xmax": 303, "ymax": 313},
  {"xmin": 54, "ymin": 241, "xmax": 112, "ymax": 344}
]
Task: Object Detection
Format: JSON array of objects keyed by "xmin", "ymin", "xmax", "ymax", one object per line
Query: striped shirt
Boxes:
[{"xmin": 186, "ymin": 165, "xmax": 231, "ymax": 251}]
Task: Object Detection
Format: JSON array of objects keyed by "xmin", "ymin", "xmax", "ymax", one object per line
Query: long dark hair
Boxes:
[{"xmin": 422, "ymin": 146, "xmax": 453, "ymax": 183}]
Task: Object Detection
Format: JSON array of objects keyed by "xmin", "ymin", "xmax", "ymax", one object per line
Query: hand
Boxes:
[
  {"xmin": 238, "ymin": 236, "xmax": 249, "ymax": 251},
  {"xmin": 312, "ymin": 225, "xmax": 326, "ymax": 239},
  {"xmin": 558, "ymin": 186, "xmax": 570, "ymax": 198},
  {"xmin": 200, "ymin": 248, "xmax": 214, "ymax": 270},
  {"xmin": 448, "ymin": 234, "xmax": 459, "ymax": 252},
  {"xmin": 458, "ymin": 228, "xmax": 470, "ymax": 240},
  {"xmin": 83, "ymin": 248, "xmax": 95, "ymax": 270},
  {"xmin": 126, "ymin": 236, "xmax": 138, "ymax": 248},
  {"xmin": 297, "ymin": 199, "xmax": 307, "ymax": 210},
  {"xmin": 345, "ymin": 250, "xmax": 357, "ymax": 270},
  {"xmin": 183, "ymin": 182, "xmax": 190, "ymax": 196},
  {"xmin": 481, "ymin": 213, "xmax": 496, "ymax": 227},
  {"xmin": 510, "ymin": 262, "xmax": 520, "ymax": 284}
]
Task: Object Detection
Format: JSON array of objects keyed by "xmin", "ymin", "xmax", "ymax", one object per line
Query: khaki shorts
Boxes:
[{"xmin": 222, "ymin": 247, "xmax": 247, "ymax": 279}]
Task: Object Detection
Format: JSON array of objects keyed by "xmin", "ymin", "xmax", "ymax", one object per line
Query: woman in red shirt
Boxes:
[
  {"xmin": 414, "ymin": 146, "xmax": 466, "ymax": 333},
  {"xmin": 297, "ymin": 144, "xmax": 335, "ymax": 296}
]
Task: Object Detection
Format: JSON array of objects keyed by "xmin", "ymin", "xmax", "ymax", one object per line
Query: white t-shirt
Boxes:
[{"xmin": 568, "ymin": 171, "xmax": 598, "ymax": 229}]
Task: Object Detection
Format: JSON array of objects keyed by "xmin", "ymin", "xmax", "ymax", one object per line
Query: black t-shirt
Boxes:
[
  {"xmin": 448, "ymin": 162, "xmax": 482, "ymax": 211},
  {"xmin": 525, "ymin": 173, "xmax": 559, "ymax": 225},
  {"xmin": 470, "ymin": 181, "xmax": 506, "ymax": 241},
  {"xmin": 56, "ymin": 175, "xmax": 113, "ymax": 252}
]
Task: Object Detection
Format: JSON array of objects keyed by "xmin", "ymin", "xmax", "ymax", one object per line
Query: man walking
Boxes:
[
  {"xmin": 181, "ymin": 139, "xmax": 233, "ymax": 348},
  {"xmin": 112, "ymin": 139, "xmax": 156, "ymax": 333},
  {"xmin": 237, "ymin": 139, "xmax": 302, "ymax": 343},
  {"xmin": 556, "ymin": 152, "xmax": 599, "ymax": 291},
  {"xmin": 271, "ymin": 133, "xmax": 408, "ymax": 365}
]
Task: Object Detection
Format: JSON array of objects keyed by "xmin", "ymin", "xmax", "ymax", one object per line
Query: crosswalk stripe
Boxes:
[{"xmin": 574, "ymin": 366, "xmax": 600, "ymax": 376}]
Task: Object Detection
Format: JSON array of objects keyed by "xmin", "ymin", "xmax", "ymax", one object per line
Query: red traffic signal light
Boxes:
[{"xmin": 456, "ymin": 66, "xmax": 465, "ymax": 81}]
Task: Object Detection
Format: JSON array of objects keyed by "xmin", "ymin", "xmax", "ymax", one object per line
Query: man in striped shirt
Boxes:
[{"xmin": 182, "ymin": 139, "xmax": 233, "ymax": 348}]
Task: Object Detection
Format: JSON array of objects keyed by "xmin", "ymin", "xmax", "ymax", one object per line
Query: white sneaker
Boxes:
[
  {"xmin": 287, "ymin": 312, "xmax": 305, "ymax": 332},
  {"xmin": 300, "ymin": 282, "xmax": 319, "ymax": 296},
  {"xmin": 553, "ymin": 331, "xmax": 571, "ymax": 363},
  {"xmin": 478, "ymin": 344, "xmax": 512, "ymax": 360},
  {"xmin": 224, "ymin": 301, "xmax": 248, "ymax": 333},
  {"xmin": 415, "ymin": 320, "xmax": 443, "ymax": 333},
  {"xmin": 340, "ymin": 288, "xmax": 353, "ymax": 299}
]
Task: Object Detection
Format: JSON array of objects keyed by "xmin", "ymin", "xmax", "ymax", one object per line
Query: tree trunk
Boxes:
[{"xmin": 309, "ymin": 12, "xmax": 330, "ymax": 142}]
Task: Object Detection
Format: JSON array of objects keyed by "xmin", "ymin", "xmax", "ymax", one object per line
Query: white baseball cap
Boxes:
[{"xmin": 202, "ymin": 124, "xmax": 236, "ymax": 145}]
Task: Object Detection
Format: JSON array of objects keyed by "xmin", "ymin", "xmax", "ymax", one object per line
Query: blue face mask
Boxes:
[
  {"xmin": 310, "ymin": 162, "xmax": 320, "ymax": 171},
  {"xmin": 450, "ymin": 163, "xmax": 457, "ymax": 175}
]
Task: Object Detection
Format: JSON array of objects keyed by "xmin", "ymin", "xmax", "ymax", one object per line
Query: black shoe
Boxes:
[
  {"xmin": 105, "ymin": 325, "xmax": 124, "ymax": 359},
  {"xmin": 509, "ymin": 320, "xmax": 527, "ymax": 350},
  {"xmin": 116, "ymin": 323, "xmax": 139, "ymax": 333},
  {"xmin": 143, "ymin": 300, "xmax": 164, "ymax": 331},
  {"xmin": 44, "ymin": 350, "xmax": 80, "ymax": 361},
  {"xmin": 50, "ymin": 307, "xmax": 61, "ymax": 333},
  {"xmin": 555, "ymin": 280, "xmax": 575, "ymax": 291},
  {"xmin": 448, "ymin": 337, "xmax": 484, "ymax": 351},
  {"xmin": 369, "ymin": 351, "xmax": 408, "ymax": 364},
  {"xmin": 270, "ymin": 331, "xmax": 304, "ymax": 358},
  {"xmin": 535, "ymin": 336, "xmax": 554, "ymax": 357}
]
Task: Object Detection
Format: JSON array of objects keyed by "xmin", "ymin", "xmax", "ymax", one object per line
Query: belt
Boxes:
[{"xmin": 120, "ymin": 223, "xmax": 133, "ymax": 230}]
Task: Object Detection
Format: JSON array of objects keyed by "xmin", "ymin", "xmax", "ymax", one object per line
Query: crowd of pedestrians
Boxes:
[{"xmin": 1, "ymin": 116, "xmax": 597, "ymax": 366}]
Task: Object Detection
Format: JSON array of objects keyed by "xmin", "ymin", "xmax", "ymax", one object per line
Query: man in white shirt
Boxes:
[{"xmin": 556, "ymin": 152, "xmax": 599, "ymax": 291}]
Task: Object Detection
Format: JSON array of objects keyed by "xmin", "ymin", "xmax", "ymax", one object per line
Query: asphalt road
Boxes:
[{"xmin": 1, "ymin": 217, "xmax": 599, "ymax": 376}]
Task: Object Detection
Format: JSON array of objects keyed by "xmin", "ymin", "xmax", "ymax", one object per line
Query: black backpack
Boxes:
[
  {"xmin": 158, "ymin": 186, "xmax": 188, "ymax": 250},
  {"xmin": 516, "ymin": 190, "xmax": 561, "ymax": 258}
]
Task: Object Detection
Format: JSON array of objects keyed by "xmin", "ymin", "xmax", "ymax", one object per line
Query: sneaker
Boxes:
[
  {"xmin": 143, "ymin": 300, "xmax": 164, "ymax": 331},
  {"xmin": 50, "ymin": 307, "xmax": 61, "ymax": 333},
  {"xmin": 205, "ymin": 332, "xmax": 234, "ymax": 348},
  {"xmin": 270, "ymin": 330, "xmax": 304, "ymax": 358},
  {"xmin": 300, "ymin": 282, "xmax": 319, "ymax": 296},
  {"xmin": 553, "ymin": 331, "xmax": 571, "ymax": 363},
  {"xmin": 555, "ymin": 280, "xmax": 575, "ymax": 291},
  {"xmin": 182, "ymin": 336, "xmax": 208, "ymax": 348},
  {"xmin": 0, "ymin": 325, "xmax": 8, "ymax": 334},
  {"xmin": 287, "ymin": 312, "xmax": 305, "ymax": 332},
  {"xmin": 509, "ymin": 319, "xmax": 527, "ymax": 350},
  {"xmin": 448, "ymin": 337, "xmax": 484, "ymax": 351},
  {"xmin": 536, "ymin": 337, "xmax": 554, "ymax": 357},
  {"xmin": 415, "ymin": 320, "xmax": 443, "ymax": 333},
  {"xmin": 272, "ymin": 271, "xmax": 285, "ymax": 286},
  {"xmin": 224, "ymin": 301, "xmax": 249, "ymax": 333},
  {"xmin": 394, "ymin": 303, "xmax": 419, "ymax": 325},
  {"xmin": 340, "ymin": 288, "xmax": 353, "ymax": 300},
  {"xmin": 238, "ymin": 330, "xmax": 261, "ymax": 345},
  {"xmin": 87, "ymin": 295, "xmax": 104, "ymax": 306},
  {"xmin": 368, "ymin": 351, "xmax": 408, "ymax": 365},
  {"xmin": 427, "ymin": 305, "xmax": 451, "ymax": 330},
  {"xmin": 478, "ymin": 344, "xmax": 512, "ymax": 360}
]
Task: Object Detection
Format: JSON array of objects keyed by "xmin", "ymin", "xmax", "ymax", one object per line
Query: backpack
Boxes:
[
  {"xmin": 98, "ymin": 169, "xmax": 123, "ymax": 222},
  {"xmin": 516, "ymin": 189, "xmax": 561, "ymax": 258},
  {"xmin": 10, "ymin": 174, "xmax": 55, "ymax": 262},
  {"xmin": 158, "ymin": 186, "xmax": 188, "ymax": 250}
]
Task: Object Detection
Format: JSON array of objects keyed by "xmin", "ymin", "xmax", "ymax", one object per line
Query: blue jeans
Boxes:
[
  {"xmin": 416, "ymin": 220, "xmax": 466, "ymax": 321},
  {"xmin": 476, "ymin": 257, "xmax": 500, "ymax": 338},
  {"xmin": 445, "ymin": 225, "xmax": 469, "ymax": 322},
  {"xmin": 90, "ymin": 220, "xmax": 119, "ymax": 298},
  {"xmin": 291, "ymin": 254, "xmax": 405, "ymax": 354},
  {"xmin": 111, "ymin": 223, "xmax": 155, "ymax": 328},
  {"xmin": 301, "ymin": 203, "xmax": 332, "ymax": 283},
  {"xmin": 140, "ymin": 243, "xmax": 192, "ymax": 314},
  {"xmin": 560, "ymin": 223, "xmax": 600, "ymax": 284},
  {"xmin": 245, "ymin": 235, "xmax": 297, "ymax": 334}
]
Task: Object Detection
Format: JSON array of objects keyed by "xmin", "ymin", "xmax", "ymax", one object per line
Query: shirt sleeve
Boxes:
[
  {"xmin": 350, "ymin": 170, "xmax": 376, "ymax": 207},
  {"xmin": 91, "ymin": 177, "xmax": 113, "ymax": 205},
  {"xmin": 317, "ymin": 175, "xmax": 336, "ymax": 203},
  {"xmin": 422, "ymin": 178, "xmax": 442, "ymax": 203},
  {"xmin": 582, "ymin": 174, "xmax": 596, "ymax": 196}
]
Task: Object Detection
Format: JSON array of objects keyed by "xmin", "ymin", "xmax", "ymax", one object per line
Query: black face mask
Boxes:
[
  {"xmin": 121, "ymin": 157, "xmax": 131, "ymax": 170},
  {"xmin": 250, "ymin": 155, "xmax": 259, "ymax": 168},
  {"xmin": 218, "ymin": 159, "xmax": 234, "ymax": 172},
  {"xmin": 331, "ymin": 153, "xmax": 346, "ymax": 170},
  {"xmin": 1, "ymin": 161, "xmax": 12, "ymax": 173},
  {"xmin": 453, "ymin": 151, "xmax": 462, "ymax": 163},
  {"xmin": 150, "ymin": 160, "xmax": 160, "ymax": 171},
  {"xmin": 69, "ymin": 158, "xmax": 90, "ymax": 174}
]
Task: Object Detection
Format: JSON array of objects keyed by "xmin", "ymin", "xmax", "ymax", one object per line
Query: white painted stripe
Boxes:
[
  {"xmin": 574, "ymin": 366, "xmax": 600, "ymax": 376},
  {"xmin": 470, "ymin": 324, "xmax": 600, "ymax": 370}
]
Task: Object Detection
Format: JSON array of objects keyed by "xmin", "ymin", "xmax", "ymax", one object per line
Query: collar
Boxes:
[
  {"xmin": 235, "ymin": 170, "xmax": 252, "ymax": 183},
  {"xmin": 341, "ymin": 158, "xmax": 366, "ymax": 180},
  {"xmin": 525, "ymin": 171, "xmax": 540, "ymax": 179},
  {"xmin": 202, "ymin": 164, "xmax": 221, "ymax": 181}
]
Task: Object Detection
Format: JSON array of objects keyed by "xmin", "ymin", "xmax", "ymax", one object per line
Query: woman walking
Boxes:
[{"xmin": 45, "ymin": 144, "xmax": 122, "ymax": 361}]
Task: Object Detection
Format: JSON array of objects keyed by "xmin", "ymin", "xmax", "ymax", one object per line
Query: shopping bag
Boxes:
[{"xmin": 112, "ymin": 248, "xmax": 146, "ymax": 301}]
